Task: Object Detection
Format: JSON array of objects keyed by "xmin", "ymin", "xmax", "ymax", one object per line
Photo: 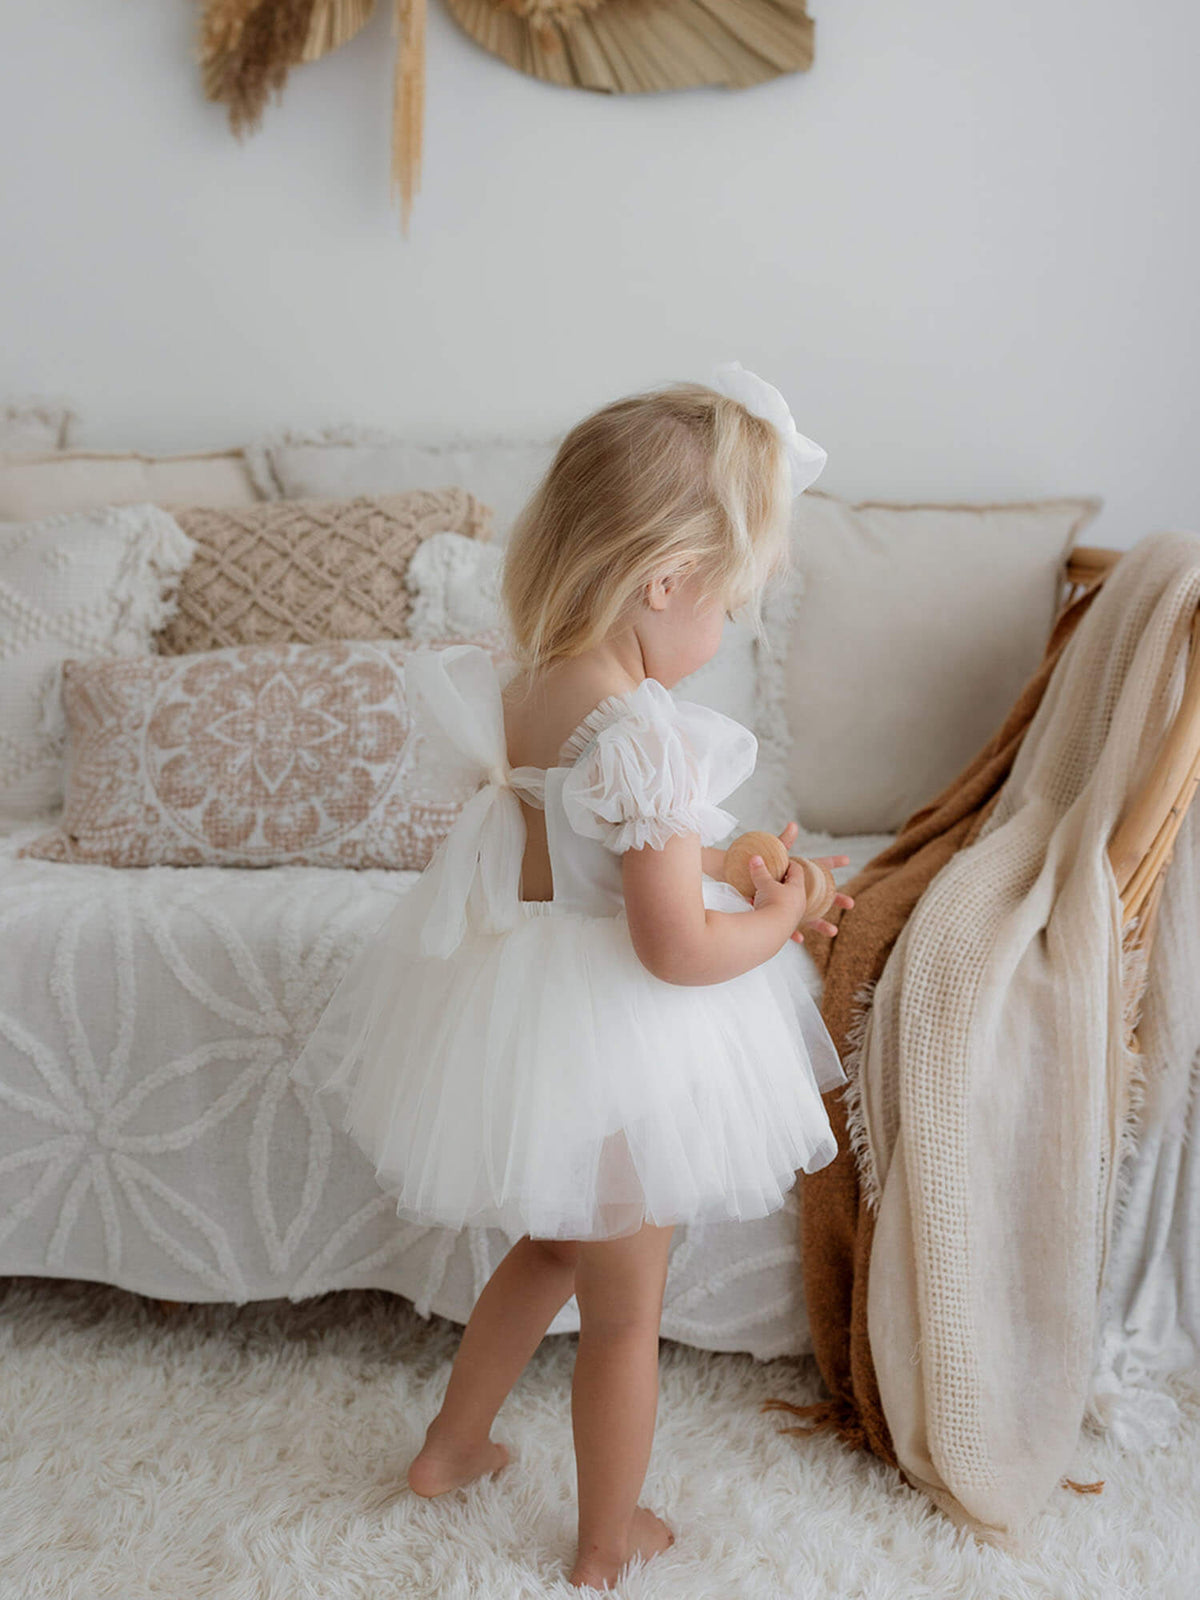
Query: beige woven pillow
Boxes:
[
  {"xmin": 154, "ymin": 489, "xmax": 493, "ymax": 654},
  {"xmin": 19, "ymin": 636, "xmax": 510, "ymax": 870},
  {"xmin": 0, "ymin": 449, "xmax": 259, "ymax": 520},
  {"xmin": 768, "ymin": 490, "xmax": 1103, "ymax": 835},
  {"xmin": 245, "ymin": 429, "xmax": 558, "ymax": 543}
]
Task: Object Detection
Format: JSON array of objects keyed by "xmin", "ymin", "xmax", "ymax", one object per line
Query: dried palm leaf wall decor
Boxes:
[
  {"xmin": 196, "ymin": 0, "xmax": 816, "ymax": 232},
  {"xmin": 450, "ymin": 0, "xmax": 815, "ymax": 94}
]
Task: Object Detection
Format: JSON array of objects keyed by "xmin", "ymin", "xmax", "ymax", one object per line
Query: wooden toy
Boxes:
[{"xmin": 722, "ymin": 829, "xmax": 837, "ymax": 922}]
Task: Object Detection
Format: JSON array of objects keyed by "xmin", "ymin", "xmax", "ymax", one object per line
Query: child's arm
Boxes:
[
  {"xmin": 622, "ymin": 831, "xmax": 810, "ymax": 986},
  {"xmin": 700, "ymin": 845, "xmax": 727, "ymax": 880},
  {"xmin": 702, "ymin": 822, "xmax": 806, "ymax": 885}
]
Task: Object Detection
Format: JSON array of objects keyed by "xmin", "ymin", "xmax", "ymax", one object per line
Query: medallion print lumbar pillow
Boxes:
[{"xmin": 19, "ymin": 636, "xmax": 508, "ymax": 870}]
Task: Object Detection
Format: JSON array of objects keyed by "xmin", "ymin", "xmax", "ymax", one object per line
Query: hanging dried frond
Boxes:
[
  {"xmin": 391, "ymin": 0, "xmax": 427, "ymax": 236},
  {"xmin": 198, "ymin": 0, "xmax": 319, "ymax": 137}
]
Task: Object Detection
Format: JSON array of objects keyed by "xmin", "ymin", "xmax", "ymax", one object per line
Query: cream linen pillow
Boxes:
[
  {"xmin": 20, "ymin": 637, "xmax": 509, "ymax": 870},
  {"xmin": 0, "ymin": 504, "xmax": 195, "ymax": 827},
  {"xmin": 0, "ymin": 449, "xmax": 260, "ymax": 520},
  {"xmin": 768, "ymin": 491, "xmax": 1103, "ymax": 835},
  {"xmin": 153, "ymin": 488, "xmax": 493, "ymax": 654},
  {"xmin": 245, "ymin": 428, "xmax": 560, "ymax": 543}
]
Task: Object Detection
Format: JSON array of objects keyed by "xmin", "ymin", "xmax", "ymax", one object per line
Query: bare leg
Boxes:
[
  {"xmin": 407, "ymin": 1234, "xmax": 581, "ymax": 1497},
  {"xmin": 568, "ymin": 1220, "xmax": 676, "ymax": 1590}
]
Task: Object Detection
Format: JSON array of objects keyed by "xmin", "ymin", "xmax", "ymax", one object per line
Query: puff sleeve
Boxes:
[{"xmin": 560, "ymin": 679, "xmax": 757, "ymax": 853}]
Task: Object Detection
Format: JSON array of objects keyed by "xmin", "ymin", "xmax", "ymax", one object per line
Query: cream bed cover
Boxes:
[{"xmin": 0, "ymin": 821, "xmax": 888, "ymax": 1359}]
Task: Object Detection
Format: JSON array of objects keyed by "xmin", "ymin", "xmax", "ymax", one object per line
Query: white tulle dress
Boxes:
[{"xmin": 288, "ymin": 642, "xmax": 846, "ymax": 1242}]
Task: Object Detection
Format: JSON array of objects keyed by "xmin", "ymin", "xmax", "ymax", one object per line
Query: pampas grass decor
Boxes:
[
  {"xmin": 198, "ymin": 0, "xmax": 378, "ymax": 132},
  {"xmin": 197, "ymin": 0, "xmax": 425, "ymax": 235},
  {"xmin": 198, "ymin": 0, "xmax": 322, "ymax": 136},
  {"xmin": 196, "ymin": 0, "xmax": 381, "ymax": 141}
]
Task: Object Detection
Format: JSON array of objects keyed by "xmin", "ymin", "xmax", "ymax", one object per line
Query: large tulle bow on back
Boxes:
[{"xmin": 403, "ymin": 644, "xmax": 545, "ymax": 958}]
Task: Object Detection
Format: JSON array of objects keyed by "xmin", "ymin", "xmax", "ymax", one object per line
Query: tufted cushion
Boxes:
[
  {"xmin": 20, "ymin": 636, "xmax": 511, "ymax": 870},
  {"xmin": 153, "ymin": 490, "xmax": 493, "ymax": 656},
  {"xmin": 0, "ymin": 504, "xmax": 195, "ymax": 828}
]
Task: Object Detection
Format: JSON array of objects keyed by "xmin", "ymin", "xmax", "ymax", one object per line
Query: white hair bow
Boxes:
[{"xmin": 710, "ymin": 361, "xmax": 827, "ymax": 497}]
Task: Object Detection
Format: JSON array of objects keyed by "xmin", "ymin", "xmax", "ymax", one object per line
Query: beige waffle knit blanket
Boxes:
[{"xmin": 854, "ymin": 530, "xmax": 1200, "ymax": 1545}]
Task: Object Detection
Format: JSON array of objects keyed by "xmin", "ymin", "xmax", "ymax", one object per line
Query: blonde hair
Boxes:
[{"xmin": 500, "ymin": 381, "xmax": 793, "ymax": 672}]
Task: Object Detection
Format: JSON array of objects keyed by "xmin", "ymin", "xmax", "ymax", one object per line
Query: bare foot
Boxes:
[
  {"xmin": 568, "ymin": 1504, "xmax": 676, "ymax": 1590},
  {"xmin": 405, "ymin": 1423, "xmax": 511, "ymax": 1498}
]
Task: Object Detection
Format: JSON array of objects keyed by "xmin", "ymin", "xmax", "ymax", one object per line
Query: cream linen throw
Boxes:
[{"xmin": 854, "ymin": 530, "xmax": 1200, "ymax": 1547}]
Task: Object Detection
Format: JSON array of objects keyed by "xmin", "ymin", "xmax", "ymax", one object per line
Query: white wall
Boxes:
[{"xmin": 3, "ymin": 1, "xmax": 1197, "ymax": 551}]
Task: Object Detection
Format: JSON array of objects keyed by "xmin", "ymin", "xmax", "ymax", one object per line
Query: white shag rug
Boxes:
[{"xmin": 1, "ymin": 1276, "xmax": 1197, "ymax": 1600}]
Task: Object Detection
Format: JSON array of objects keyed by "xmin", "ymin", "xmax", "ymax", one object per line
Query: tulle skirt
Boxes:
[{"xmin": 288, "ymin": 875, "xmax": 847, "ymax": 1242}]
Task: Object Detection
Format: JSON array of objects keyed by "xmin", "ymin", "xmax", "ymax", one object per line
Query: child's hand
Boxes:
[
  {"xmin": 769, "ymin": 820, "xmax": 812, "ymax": 932},
  {"xmin": 788, "ymin": 851, "xmax": 856, "ymax": 942},
  {"xmin": 728, "ymin": 823, "xmax": 856, "ymax": 946},
  {"xmin": 775, "ymin": 823, "xmax": 856, "ymax": 944},
  {"xmin": 746, "ymin": 851, "xmax": 811, "ymax": 937}
]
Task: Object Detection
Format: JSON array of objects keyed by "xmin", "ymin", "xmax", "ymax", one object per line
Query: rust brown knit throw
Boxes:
[{"xmin": 761, "ymin": 575, "xmax": 1108, "ymax": 1467}]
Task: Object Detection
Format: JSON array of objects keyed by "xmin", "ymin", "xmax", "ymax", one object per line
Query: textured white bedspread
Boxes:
[{"xmin": 0, "ymin": 822, "xmax": 892, "ymax": 1359}]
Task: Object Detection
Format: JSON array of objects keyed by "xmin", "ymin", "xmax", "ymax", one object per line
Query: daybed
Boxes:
[{"xmin": 0, "ymin": 425, "xmax": 1193, "ymax": 1428}]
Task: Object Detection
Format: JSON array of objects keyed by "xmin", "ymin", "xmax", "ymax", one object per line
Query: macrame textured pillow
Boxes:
[
  {"xmin": 153, "ymin": 489, "xmax": 493, "ymax": 655},
  {"xmin": 20, "ymin": 636, "xmax": 509, "ymax": 870}
]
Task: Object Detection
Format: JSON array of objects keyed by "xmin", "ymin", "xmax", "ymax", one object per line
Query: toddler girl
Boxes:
[{"xmin": 289, "ymin": 365, "xmax": 854, "ymax": 1591}]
